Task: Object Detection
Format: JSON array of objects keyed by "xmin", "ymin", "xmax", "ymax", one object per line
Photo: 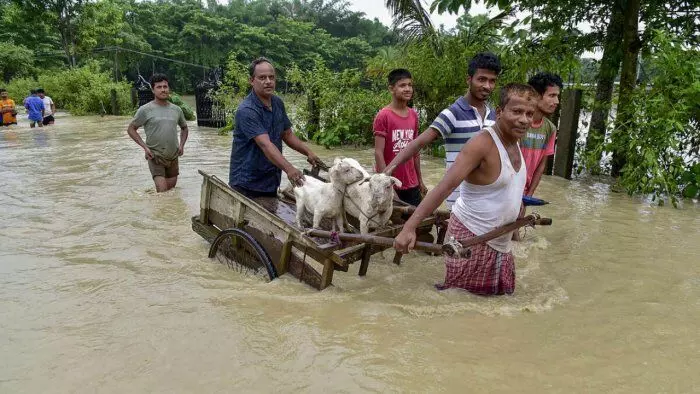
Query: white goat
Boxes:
[
  {"xmin": 342, "ymin": 159, "xmax": 402, "ymax": 234},
  {"xmin": 293, "ymin": 157, "xmax": 365, "ymax": 231}
]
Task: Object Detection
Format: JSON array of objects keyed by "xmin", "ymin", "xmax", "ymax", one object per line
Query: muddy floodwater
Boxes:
[{"xmin": 1, "ymin": 114, "xmax": 699, "ymax": 393}]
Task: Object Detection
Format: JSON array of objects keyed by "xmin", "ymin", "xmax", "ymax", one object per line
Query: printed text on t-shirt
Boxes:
[{"xmin": 392, "ymin": 129, "xmax": 415, "ymax": 152}]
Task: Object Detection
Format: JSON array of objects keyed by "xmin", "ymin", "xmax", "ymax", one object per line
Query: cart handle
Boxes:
[
  {"xmin": 305, "ymin": 229, "xmax": 470, "ymax": 258},
  {"xmin": 305, "ymin": 214, "xmax": 552, "ymax": 258}
]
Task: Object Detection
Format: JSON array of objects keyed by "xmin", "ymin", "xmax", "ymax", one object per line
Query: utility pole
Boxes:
[
  {"xmin": 113, "ymin": 47, "xmax": 119, "ymax": 82},
  {"xmin": 111, "ymin": 47, "xmax": 119, "ymax": 116}
]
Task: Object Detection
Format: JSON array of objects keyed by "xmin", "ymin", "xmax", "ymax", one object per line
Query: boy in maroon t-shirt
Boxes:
[{"xmin": 373, "ymin": 69, "xmax": 427, "ymax": 206}]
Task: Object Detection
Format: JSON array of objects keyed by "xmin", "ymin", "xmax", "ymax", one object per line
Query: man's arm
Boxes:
[
  {"xmin": 414, "ymin": 149, "xmax": 427, "ymax": 194},
  {"xmin": 178, "ymin": 125, "xmax": 189, "ymax": 156},
  {"xmin": 281, "ymin": 129, "xmax": 312, "ymax": 156},
  {"xmin": 527, "ymin": 158, "xmax": 547, "ymax": 196},
  {"xmin": 393, "ymin": 132, "xmax": 491, "ymax": 253},
  {"xmin": 176, "ymin": 108, "xmax": 188, "ymax": 156},
  {"xmin": 374, "ymin": 136, "xmax": 387, "ymax": 172},
  {"xmin": 281, "ymin": 129, "xmax": 320, "ymax": 166},
  {"xmin": 257, "ymin": 133, "xmax": 304, "ymax": 186},
  {"xmin": 51, "ymin": 100, "xmax": 56, "ymax": 114},
  {"xmin": 127, "ymin": 122, "xmax": 153, "ymax": 159},
  {"xmin": 528, "ymin": 130, "xmax": 557, "ymax": 196},
  {"xmin": 384, "ymin": 128, "xmax": 440, "ymax": 175}
]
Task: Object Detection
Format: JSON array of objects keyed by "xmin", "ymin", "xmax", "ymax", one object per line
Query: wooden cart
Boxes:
[{"xmin": 191, "ymin": 169, "xmax": 449, "ymax": 290}]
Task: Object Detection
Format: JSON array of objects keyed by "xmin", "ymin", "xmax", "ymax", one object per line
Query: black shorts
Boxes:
[
  {"xmin": 42, "ymin": 115, "xmax": 55, "ymax": 125},
  {"xmin": 396, "ymin": 186, "xmax": 422, "ymax": 207}
]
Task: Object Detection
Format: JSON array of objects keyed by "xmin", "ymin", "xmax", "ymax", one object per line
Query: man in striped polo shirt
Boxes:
[{"xmin": 384, "ymin": 52, "xmax": 501, "ymax": 209}]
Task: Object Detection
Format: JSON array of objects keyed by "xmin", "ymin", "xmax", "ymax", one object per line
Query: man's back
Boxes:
[
  {"xmin": 42, "ymin": 96, "xmax": 54, "ymax": 116},
  {"xmin": 25, "ymin": 97, "xmax": 44, "ymax": 120}
]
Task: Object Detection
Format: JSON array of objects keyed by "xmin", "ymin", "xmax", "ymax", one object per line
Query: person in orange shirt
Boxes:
[{"xmin": 0, "ymin": 88, "xmax": 18, "ymax": 126}]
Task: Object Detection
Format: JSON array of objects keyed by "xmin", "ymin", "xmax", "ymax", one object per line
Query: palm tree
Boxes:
[{"xmin": 384, "ymin": 0, "xmax": 436, "ymax": 41}]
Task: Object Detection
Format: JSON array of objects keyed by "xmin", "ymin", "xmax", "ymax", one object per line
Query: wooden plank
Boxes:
[
  {"xmin": 232, "ymin": 200, "xmax": 246, "ymax": 227},
  {"xmin": 333, "ymin": 263, "xmax": 349, "ymax": 272},
  {"xmin": 278, "ymin": 231, "xmax": 293, "ymax": 275},
  {"xmin": 288, "ymin": 242, "xmax": 323, "ymax": 289},
  {"xmin": 199, "ymin": 177, "xmax": 212, "ymax": 224},
  {"xmin": 191, "ymin": 216, "xmax": 219, "ymax": 244},
  {"xmin": 208, "ymin": 209, "xmax": 237, "ymax": 231},
  {"xmin": 358, "ymin": 245, "xmax": 372, "ymax": 276},
  {"xmin": 319, "ymin": 258, "xmax": 334, "ymax": 290},
  {"xmin": 392, "ymin": 252, "xmax": 403, "ymax": 266},
  {"xmin": 335, "ymin": 243, "xmax": 366, "ymax": 261}
]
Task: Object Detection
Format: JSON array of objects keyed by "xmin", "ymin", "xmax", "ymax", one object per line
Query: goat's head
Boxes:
[
  {"xmin": 367, "ymin": 174, "xmax": 402, "ymax": 207},
  {"xmin": 334, "ymin": 157, "xmax": 371, "ymax": 179},
  {"xmin": 329, "ymin": 158, "xmax": 365, "ymax": 185}
]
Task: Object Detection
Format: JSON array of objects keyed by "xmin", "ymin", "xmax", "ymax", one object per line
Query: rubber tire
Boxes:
[{"xmin": 208, "ymin": 228, "xmax": 278, "ymax": 281}]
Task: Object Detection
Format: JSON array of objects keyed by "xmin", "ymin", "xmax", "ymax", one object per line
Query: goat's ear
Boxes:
[
  {"xmin": 390, "ymin": 177, "xmax": 403, "ymax": 188},
  {"xmin": 333, "ymin": 157, "xmax": 342, "ymax": 166}
]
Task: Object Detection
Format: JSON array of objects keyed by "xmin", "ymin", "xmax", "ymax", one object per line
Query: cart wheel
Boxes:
[{"xmin": 208, "ymin": 228, "xmax": 277, "ymax": 282}]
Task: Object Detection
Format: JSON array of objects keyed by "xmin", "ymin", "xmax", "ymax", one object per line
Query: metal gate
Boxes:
[
  {"xmin": 134, "ymin": 76, "xmax": 154, "ymax": 108},
  {"xmin": 195, "ymin": 68, "xmax": 226, "ymax": 128}
]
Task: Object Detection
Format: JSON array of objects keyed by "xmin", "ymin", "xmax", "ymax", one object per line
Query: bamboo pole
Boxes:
[
  {"xmin": 457, "ymin": 215, "xmax": 552, "ymax": 249},
  {"xmin": 392, "ymin": 204, "xmax": 451, "ymax": 218},
  {"xmin": 306, "ymin": 214, "xmax": 552, "ymax": 258},
  {"xmin": 305, "ymin": 229, "xmax": 468, "ymax": 257}
]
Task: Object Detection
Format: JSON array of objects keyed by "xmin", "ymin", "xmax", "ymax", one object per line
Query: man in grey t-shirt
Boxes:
[{"xmin": 127, "ymin": 73, "xmax": 189, "ymax": 192}]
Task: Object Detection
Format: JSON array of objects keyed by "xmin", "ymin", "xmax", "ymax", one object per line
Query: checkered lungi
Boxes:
[{"xmin": 436, "ymin": 214, "xmax": 515, "ymax": 295}]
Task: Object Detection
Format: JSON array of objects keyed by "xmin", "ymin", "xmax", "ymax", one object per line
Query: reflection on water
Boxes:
[{"xmin": 0, "ymin": 115, "xmax": 698, "ymax": 393}]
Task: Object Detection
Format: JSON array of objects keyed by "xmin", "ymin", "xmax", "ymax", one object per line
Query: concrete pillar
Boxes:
[{"xmin": 553, "ymin": 89, "xmax": 583, "ymax": 180}]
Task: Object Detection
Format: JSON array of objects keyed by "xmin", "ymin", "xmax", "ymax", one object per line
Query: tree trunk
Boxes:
[
  {"xmin": 611, "ymin": 0, "xmax": 642, "ymax": 177},
  {"xmin": 585, "ymin": 1, "xmax": 625, "ymax": 171},
  {"xmin": 307, "ymin": 86, "xmax": 320, "ymax": 140}
]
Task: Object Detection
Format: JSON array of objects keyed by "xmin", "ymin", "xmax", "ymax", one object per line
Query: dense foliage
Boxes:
[
  {"xmin": 0, "ymin": 0, "xmax": 696, "ymax": 203},
  {"xmin": 5, "ymin": 62, "xmax": 132, "ymax": 115},
  {"xmin": 604, "ymin": 31, "xmax": 699, "ymax": 205},
  {"xmin": 288, "ymin": 60, "xmax": 390, "ymax": 147},
  {"xmin": 0, "ymin": 0, "xmax": 396, "ymax": 91}
]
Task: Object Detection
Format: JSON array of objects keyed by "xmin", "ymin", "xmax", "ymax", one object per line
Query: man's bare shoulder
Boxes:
[{"xmin": 463, "ymin": 129, "xmax": 496, "ymax": 153}]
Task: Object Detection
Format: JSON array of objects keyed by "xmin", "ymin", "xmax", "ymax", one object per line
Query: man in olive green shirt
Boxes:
[{"xmin": 127, "ymin": 74, "xmax": 188, "ymax": 192}]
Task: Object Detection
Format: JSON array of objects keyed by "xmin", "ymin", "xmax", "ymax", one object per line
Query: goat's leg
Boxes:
[
  {"xmin": 335, "ymin": 214, "xmax": 344, "ymax": 232},
  {"xmin": 312, "ymin": 209, "xmax": 323, "ymax": 229},
  {"xmin": 360, "ymin": 216, "xmax": 369, "ymax": 235},
  {"xmin": 296, "ymin": 202, "xmax": 306, "ymax": 228}
]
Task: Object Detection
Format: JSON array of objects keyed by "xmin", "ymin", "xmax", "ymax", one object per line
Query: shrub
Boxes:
[
  {"xmin": 289, "ymin": 59, "xmax": 389, "ymax": 148},
  {"xmin": 168, "ymin": 93, "xmax": 195, "ymax": 121},
  {"xmin": 610, "ymin": 30, "xmax": 699, "ymax": 205},
  {"xmin": 6, "ymin": 61, "xmax": 133, "ymax": 115}
]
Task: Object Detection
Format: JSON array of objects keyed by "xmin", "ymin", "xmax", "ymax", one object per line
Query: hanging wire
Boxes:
[{"xmin": 93, "ymin": 46, "xmax": 211, "ymax": 70}]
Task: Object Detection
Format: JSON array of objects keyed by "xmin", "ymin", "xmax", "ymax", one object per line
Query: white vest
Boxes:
[{"xmin": 452, "ymin": 127, "xmax": 526, "ymax": 253}]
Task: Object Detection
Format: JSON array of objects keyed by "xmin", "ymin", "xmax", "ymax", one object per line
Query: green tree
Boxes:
[
  {"xmin": 0, "ymin": 42, "xmax": 35, "ymax": 82},
  {"xmin": 14, "ymin": 0, "xmax": 88, "ymax": 67},
  {"xmin": 426, "ymin": 0, "xmax": 697, "ymax": 175}
]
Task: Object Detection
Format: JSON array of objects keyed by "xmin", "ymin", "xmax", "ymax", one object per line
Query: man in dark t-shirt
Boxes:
[{"xmin": 229, "ymin": 57, "xmax": 321, "ymax": 198}]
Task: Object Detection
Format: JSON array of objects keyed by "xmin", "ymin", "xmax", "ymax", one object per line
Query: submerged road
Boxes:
[{"xmin": 1, "ymin": 114, "xmax": 699, "ymax": 392}]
